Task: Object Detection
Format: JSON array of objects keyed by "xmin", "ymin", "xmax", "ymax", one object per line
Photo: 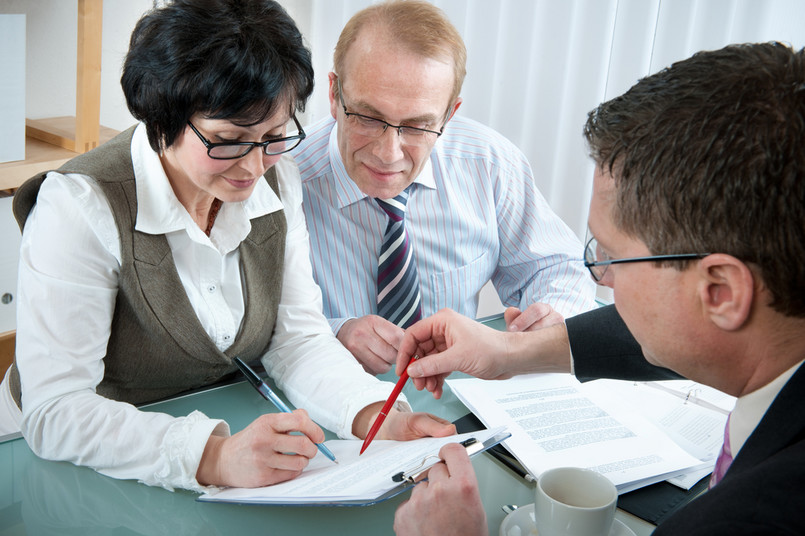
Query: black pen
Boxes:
[{"xmin": 233, "ymin": 357, "xmax": 338, "ymax": 464}]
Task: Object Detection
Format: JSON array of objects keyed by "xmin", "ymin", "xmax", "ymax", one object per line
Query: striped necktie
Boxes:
[{"xmin": 376, "ymin": 187, "xmax": 422, "ymax": 328}]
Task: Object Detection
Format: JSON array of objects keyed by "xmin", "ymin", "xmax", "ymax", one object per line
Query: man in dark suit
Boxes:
[{"xmin": 391, "ymin": 41, "xmax": 805, "ymax": 535}]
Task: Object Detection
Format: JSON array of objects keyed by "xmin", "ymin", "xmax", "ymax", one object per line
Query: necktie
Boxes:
[
  {"xmin": 709, "ymin": 413, "xmax": 733, "ymax": 488},
  {"xmin": 376, "ymin": 187, "xmax": 422, "ymax": 328}
]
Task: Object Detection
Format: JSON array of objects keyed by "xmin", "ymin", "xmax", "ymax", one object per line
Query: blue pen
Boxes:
[{"xmin": 233, "ymin": 357, "xmax": 338, "ymax": 464}]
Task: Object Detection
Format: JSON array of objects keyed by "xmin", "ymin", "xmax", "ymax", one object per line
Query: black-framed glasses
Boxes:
[
  {"xmin": 584, "ymin": 234, "xmax": 710, "ymax": 282},
  {"xmin": 187, "ymin": 116, "xmax": 306, "ymax": 160},
  {"xmin": 336, "ymin": 78, "xmax": 446, "ymax": 145}
]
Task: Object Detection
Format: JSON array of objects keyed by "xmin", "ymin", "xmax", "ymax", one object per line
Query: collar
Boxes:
[
  {"xmin": 729, "ymin": 359, "xmax": 805, "ymax": 455},
  {"xmin": 326, "ymin": 121, "xmax": 436, "ymax": 209},
  {"xmin": 131, "ymin": 123, "xmax": 283, "ymax": 252}
]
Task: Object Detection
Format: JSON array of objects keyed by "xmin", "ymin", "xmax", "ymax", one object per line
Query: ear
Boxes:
[
  {"xmin": 696, "ymin": 254, "xmax": 755, "ymax": 331},
  {"xmin": 328, "ymin": 72, "xmax": 339, "ymax": 120}
]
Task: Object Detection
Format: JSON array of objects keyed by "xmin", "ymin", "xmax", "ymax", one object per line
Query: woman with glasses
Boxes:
[{"xmin": 0, "ymin": 0, "xmax": 453, "ymax": 492}]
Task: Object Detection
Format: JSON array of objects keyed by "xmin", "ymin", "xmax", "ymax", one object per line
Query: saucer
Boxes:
[{"xmin": 499, "ymin": 503, "xmax": 636, "ymax": 536}]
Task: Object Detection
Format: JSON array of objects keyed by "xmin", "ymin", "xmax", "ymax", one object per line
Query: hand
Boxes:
[
  {"xmin": 196, "ymin": 409, "xmax": 324, "ymax": 488},
  {"xmin": 337, "ymin": 315, "xmax": 405, "ymax": 375},
  {"xmin": 394, "ymin": 309, "xmax": 516, "ymax": 399},
  {"xmin": 504, "ymin": 302, "xmax": 564, "ymax": 332},
  {"xmin": 353, "ymin": 402, "xmax": 456, "ymax": 441},
  {"xmin": 393, "ymin": 443, "xmax": 488, "ymax": 536}
]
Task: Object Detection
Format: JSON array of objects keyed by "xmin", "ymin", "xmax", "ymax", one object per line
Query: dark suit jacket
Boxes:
[{"xmin": 565, "ymin": 305, "xmax": 805, "ymax": 534}]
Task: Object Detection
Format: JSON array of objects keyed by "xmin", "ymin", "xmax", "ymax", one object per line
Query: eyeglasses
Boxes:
[
  {"xmin": 584, "ymin": 234, "xmax": 710, "ymax": 282},
  {"xmin": 336, "ymin": 78, "xmax": 446, "ymax": 146},
  {"xmin": 187, "ymin": 116, "xmax": 306, "ymax": 160}
]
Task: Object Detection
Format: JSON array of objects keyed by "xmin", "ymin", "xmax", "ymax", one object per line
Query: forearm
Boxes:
[{"xmin": 22, "ymin": 391, "xmax": 228, "ymax": 491}]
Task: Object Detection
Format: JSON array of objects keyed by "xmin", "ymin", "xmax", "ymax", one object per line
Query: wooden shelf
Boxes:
[{"xmin": 0, "ymin": 119, "xmax": 118, "ymax": 191}]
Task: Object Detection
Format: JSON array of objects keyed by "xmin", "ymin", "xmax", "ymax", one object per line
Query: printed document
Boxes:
[{"xmin": 447, "ymin": 374, "xmax": 710, "ymax": 493}]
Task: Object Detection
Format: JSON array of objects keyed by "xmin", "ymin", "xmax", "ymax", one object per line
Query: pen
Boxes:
[
  {"xmin": 232, "ymin": 357, "xmax": 338, "ymax": 464},
  {"xmin": 359, "ymin": 355, "xmax": 419, "ymax": 455}
]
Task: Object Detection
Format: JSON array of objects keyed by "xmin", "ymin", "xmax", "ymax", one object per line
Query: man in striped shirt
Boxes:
[{"xmin": 293, "ymin": 0, "xmax": 596, "ymax": 374}]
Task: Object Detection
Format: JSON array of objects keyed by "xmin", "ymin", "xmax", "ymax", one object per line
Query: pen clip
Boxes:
[{"xmin": 391, "ymin": 438, "xmax": 480, "ymax": 484}]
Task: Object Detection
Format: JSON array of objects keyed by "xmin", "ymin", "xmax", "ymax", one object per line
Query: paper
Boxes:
[
  {"xmin": 447, "ymin": 374, "xmax": 707, "ymax": 493},
  {"xmin": 586, "ymin": 379, "xmax": 735, "ymax": 489},
  {"xmin": 198, "ymin": 427, "xmax": 507, "ymax": 505}
]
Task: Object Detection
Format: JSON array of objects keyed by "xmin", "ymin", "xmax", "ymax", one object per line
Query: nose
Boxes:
[
  {"xmin": 238, "ymin": 147, "xmax": 280, "ymax": 177},
  {"xmin": 372, "ymin": 126, "xmax": 405, "ymax": 163}
]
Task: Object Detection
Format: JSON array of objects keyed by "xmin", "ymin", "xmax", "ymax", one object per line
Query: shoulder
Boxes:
[
  {"xmin": 291, "ymin": 115, "xmax": 336, "ymax": 182},
  {"xmin": 436, "ymin": 115, "xmax": 529, "ymax": 170}
]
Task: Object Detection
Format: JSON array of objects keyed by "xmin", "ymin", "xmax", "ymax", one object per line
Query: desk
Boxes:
[{"xmin": 0, "ymin": 322, "xmax": 656, "ymax": 535}]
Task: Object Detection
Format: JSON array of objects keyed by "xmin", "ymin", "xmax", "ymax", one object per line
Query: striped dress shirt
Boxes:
[{"xmin": 293, "ymin": 115, "xmax": 596, "ymax": 334}]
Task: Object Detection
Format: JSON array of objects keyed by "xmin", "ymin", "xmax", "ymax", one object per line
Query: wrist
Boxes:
[
  {"xmin": 509, "ymin": 322, "xmax": 572, "ymax": 375},
  {"xmin": 196, "ymin": 434, "xmax": 225, "ymax": 486}
]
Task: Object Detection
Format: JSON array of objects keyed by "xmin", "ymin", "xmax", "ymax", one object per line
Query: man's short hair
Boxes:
[
  {"xmin": 122, "ymin": 0, "xmax": 314, "ymax": 153},
  {"xmin": 333, "ymin": 0, "xmax": 467, "ymax": 108},
  {"xmin": 584, "ymin": 42, "xmax": 805, "ymax": 317}
]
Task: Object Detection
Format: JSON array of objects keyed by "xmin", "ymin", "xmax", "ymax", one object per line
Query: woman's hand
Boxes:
[
  {"xmin": 196, "ymin": 409, "xmax": 324, "ymax": 488},
  {"xmin": 353, "ymin": 402, "xmax": 456, "ymax": 442}
]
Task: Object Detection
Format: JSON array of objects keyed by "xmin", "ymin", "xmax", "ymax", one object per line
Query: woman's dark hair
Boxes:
[{"xmin": 121, "ymin": 0, "xmax": 314, "ymax": 152}]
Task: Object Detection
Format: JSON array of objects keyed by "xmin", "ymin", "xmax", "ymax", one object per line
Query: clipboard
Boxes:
[{"xmin": 197, "ymin": 427, "xmax": 510, "ymax": 507}]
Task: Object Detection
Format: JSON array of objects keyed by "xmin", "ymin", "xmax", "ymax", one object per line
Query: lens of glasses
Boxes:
[
  {"xmin": 348, "ymin": 115, "xmax": 438, "ymax": 145},
  {"xmin": 207, "ymin": 135, "xmax": 303, "ymax": 159},
  {"xmin": 583, "ymin": 235, "xmax": 607, "ymax": 282}
]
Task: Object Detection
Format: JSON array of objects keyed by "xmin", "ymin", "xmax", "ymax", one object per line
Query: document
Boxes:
[
  {"xmin": 585, "ymin": 379, "xmax": 735, "ymax": 489},
  {"xmin": 198, "ymin": 427, "xmax": 509, "ymax": 506},
  {"xmin": 447, "ymin": 374, "xmax": 714, "ymax": 493}
]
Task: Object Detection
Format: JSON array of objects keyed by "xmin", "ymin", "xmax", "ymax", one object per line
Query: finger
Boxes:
[
  {"xmin": 407, "ymin": 413, "xmax": 457, "ymax": 439},
  {"xmin": 374, "ymin": 318, "xmax": 405, "ymax": 349},
  {"xmin": 507, "ymin": 303, "xmax": 554, "ymax": 332},
  {"xmin": 437, "ymin": 442, "xmax": 474, "ymax": 477},
  {"xmin": 358, "ymin": 348, "xmax": 393, "ymax": 375},
  {"xmin": 424, "ymin": 460, "xmax": 449, "ymax": 482}
]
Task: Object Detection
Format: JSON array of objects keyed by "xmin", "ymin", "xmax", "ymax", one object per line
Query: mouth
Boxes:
[
  {"xmin": 223, "ymin": 177, "xmax": 257, "ymax": 189},
  {"xmin": 363, "ymin": 163, "xmax": 403, "ymax": 181}
]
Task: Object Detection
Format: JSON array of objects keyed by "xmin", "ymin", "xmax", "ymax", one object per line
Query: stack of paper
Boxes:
[{"xmin": 446, "ymin": 374, "xmax": 735, "ymax": 494}]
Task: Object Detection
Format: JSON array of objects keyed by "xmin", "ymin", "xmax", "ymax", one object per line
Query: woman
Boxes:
[{"xmin": 0, "ymin": 0, "xmax": 453, "ymax": 491}]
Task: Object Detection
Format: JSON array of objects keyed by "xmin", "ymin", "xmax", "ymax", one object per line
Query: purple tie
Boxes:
[
  {"xmin": 709, "ymin": 414, "xmax": 733, "ymax": 488},
  {"xmin": 376, "ymin": 187, "xmax": 422, "ymax": 328}
]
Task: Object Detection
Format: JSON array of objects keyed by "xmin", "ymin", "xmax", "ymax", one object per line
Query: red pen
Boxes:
[{"xmin": 359, "ymin": 355, "xmax": 419, "ymax": 455}]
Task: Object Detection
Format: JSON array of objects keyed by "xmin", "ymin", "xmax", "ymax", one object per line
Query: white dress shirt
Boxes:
[
  {"xmin": 1, "ymin": 124, "xmax": 404, "ymax": 491},
  {"xmin": 728, "ymin": 359, "xmax": 804, "ymax": 457},
  {"xmin": 294, "ymin": 115, "xmax": 596, "ymax": 334}
]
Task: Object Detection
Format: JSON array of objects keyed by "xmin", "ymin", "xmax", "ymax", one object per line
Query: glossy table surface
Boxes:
[{"xmin": 0, "ymin": 317, "xmax": 655, "ymax": 536}]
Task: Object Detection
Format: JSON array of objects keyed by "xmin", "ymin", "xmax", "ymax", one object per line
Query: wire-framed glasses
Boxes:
[
  {"xmin": 583, "ymin": 234, "xmax": 710, "ymax": 282},
  {"xmin": 187, "ymin": 116, "xmax": 306, "ymax": 160},
  {"xmin": 336, "ymin": 78, "xmax": 446, "ymax": 146}
]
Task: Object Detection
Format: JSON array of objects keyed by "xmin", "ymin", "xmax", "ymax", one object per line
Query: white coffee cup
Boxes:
[{"xmin": 533, "ymin": 467, "xmax": 617, "ymax": 536}]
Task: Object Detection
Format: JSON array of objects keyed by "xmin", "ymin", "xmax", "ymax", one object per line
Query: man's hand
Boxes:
[
  {"xmin": 395, "ymin": 309, "xmax": 573, "ymax": 399},
  {"xmin": 196, "ymin": 409, "xmax": 323, "ymax": 488},
  {"xmin": 394, "ymin": 309, "xmax": 518, "ymax": 398},
  {"xmin": 337, "ymin": 315, "xmax": 405, "ymax": 374},
  {"xmin": 393, "ymin": 442, "xmax": 488, "ymax": 536},
  {"xmin": 504, "ymin": 302, "xmax": 564, "ymax": 332}
]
